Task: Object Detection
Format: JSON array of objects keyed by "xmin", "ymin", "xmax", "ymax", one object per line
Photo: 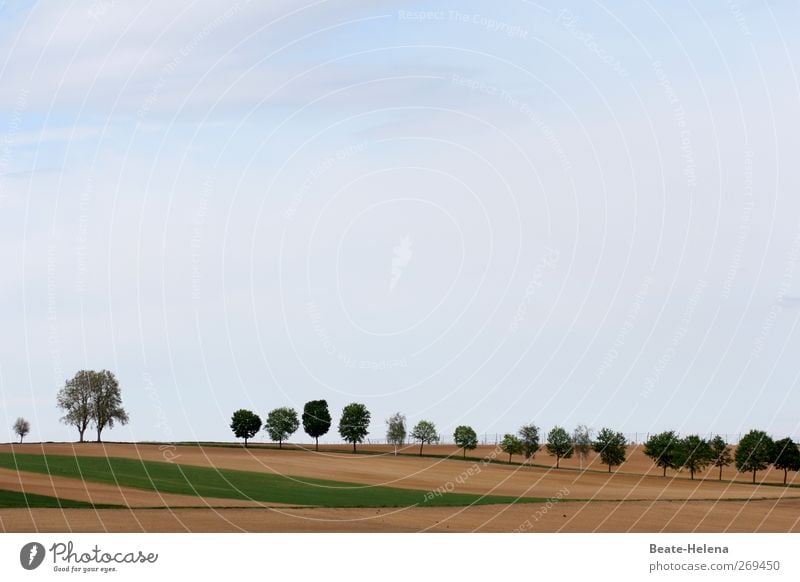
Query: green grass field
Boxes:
[
  {"xmin": 0, "ymin": 452, "xmax": 548, "ymax": 508},
  {"xmin": 0, "ymin": 489, "xmax": 119, "ymax": 509}
]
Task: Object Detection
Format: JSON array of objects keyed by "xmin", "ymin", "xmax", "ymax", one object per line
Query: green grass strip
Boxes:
[
  {"xmin": 0, "ymin": 452, "xmax": 547, "ymax": 508},
  {"xmin": 0, "ymin": 488, "xmax": 119, "ymax": 509}
]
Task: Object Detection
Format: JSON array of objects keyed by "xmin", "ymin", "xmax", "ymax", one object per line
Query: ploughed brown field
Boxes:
[{"xmin": 1, "ymin": 442, "xmax": 798, "ymax": 533}]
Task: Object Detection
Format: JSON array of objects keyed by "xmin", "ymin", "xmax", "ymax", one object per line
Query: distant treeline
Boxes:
[{"xmin": 230, "ymin": 400, "xmax": 800, "ymax": 484}]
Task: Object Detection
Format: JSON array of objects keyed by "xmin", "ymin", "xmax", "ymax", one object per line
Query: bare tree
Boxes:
[
  {"xmin": 13, "ymin": 417, "xmax": 30, "ymax": 443},
  {"xmin": 386, "ymin": 413, "xmax": 406, "ymax": 455},
  {"xmin": 518, "ymin": 423, "xmax": 540, "ymax": 463},
  {"xmin": 572, "ymin": 425, "xmax": 592, "ymax": 469}
]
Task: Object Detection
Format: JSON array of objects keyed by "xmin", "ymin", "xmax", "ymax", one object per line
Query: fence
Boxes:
[{"xmin": 338, "ymin": 432, "xmax": 780, "ymax": 447}]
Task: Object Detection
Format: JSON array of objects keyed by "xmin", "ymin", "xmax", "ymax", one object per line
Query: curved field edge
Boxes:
[
  {"xmin": 124, "ymin": 442, "xmax": 800, "ymax": 487},
  {"xmin": 0, "ymin": 489, "xmax": 119, "ymax": 509},
  {"xmin": 0, "ymin": 452, "xmax": 549, "ymax": 508}
]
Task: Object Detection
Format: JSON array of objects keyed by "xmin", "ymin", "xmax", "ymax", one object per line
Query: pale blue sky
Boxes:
[{"xmin": 2, "ymin": 1, "xmax": 800, "ymax": 444}]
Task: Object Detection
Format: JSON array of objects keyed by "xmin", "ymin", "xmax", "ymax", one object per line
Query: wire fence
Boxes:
[{"xmin": 357, "ymin": 432, "xmax": 781, "ymax": 446}]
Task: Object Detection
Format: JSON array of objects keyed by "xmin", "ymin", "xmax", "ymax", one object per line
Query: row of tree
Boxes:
[
  {"xmin": 229, "ymin": 405, "xmax": 625, "ymax": 472},
  {"xmin": 230, "ymin": 400, "xmax": 370, "ymax": 451},
  {"xmin": 644, "ymin": 430, "xmax": 800, "ymax": 484},
  {"xmin": 492, "ymin": 425, "xmax": 626, "ymax": 472},
  {"xmin": 230, "ymin": 406, "xmax": 800, "ymax": 484}
]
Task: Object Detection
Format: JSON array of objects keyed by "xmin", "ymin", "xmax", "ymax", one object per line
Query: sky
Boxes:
[{"xmin": 2, "ymin": 0, "xmax": 800, "ymax": 445}]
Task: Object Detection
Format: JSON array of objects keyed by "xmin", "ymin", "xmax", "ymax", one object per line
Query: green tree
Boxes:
[
  {"xmin": 594, "ymin": 428, "xmax": 626, "ymax": 473},
  {"xmin": 643, "ymin": 430, "xmax": 682, "ymax": 477},
  {"xmin": 264, "ymin": 407, "xmax": 300, "ymax": 448},
  {"xmin": 773, "ymin": 437, "xmax": 800, "ymax": 485},
  {"xmin": 58, "ymin": 370, "xmax": 130, "ymax": 443},
  {"xmin": 709, "ymin": 435, "xmax": 733, "ymax": 481},
  {"xmin": 678, "ymin": 435, "xmax": 713, "ymax": 480},
  {"xmin": 411, "ymin": 420, "xmax": 439, "ymax": 456},
  {"xmin": 518, "ymin": 423, "xmax": 540, "ymax": 463},
  {"xmin": 385, "ymin": 412, "xmax": 406, "ymax": 455},
  {"xmin": 735, "ymin": 429, "xmax": 775, "ymax": 484},
  {"xmin": 501, "ymin": 434, "xmax": 523, "ymax": 463},
  {"xmin": 572, "ymin": 425, "xmax": 592, "ymax": 469},
  {"xmin": 546, "ymin": 426, "xmax": 574, "ymax": 468},
  {"xmin": 56, "ymin": 370, "xmax": 99, "ymax": 443},
  {"xmin": 338, "ymin": 402, "xmax": 371, "ymax": 453},
  {"xmin": 302, "ymin": 400, "xmax": 332, "ymax": 451},
  {"xmin": 87, "ymin": 370, "xmax": 128, "ymax": 443},
  {"xmin": 229, "ymin": 409, "xmax": 262, "ymax": 447},
  {"xmin": 453, "ymin": 425, "xmax": 478, "ymax": 458},
  {"xmin": 13, "ymin": 417, "xmax": 30, "ymax": 443}
]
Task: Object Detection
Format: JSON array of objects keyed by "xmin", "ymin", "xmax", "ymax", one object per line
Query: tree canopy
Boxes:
[
  {"xmin": 773, "ymin": 437, "xmax": 800, "ymax": 485},
  {"xmin": 518, "ymin": 423, "xmax": 540, "ymax": 462},
  {"xmin": 572, "ymin": 425, "xmax": 592, "ymax": 468},
  {"xmin": 501, "ymin": 434, "xmax": 523, "ymax": 463},
  {"xmin": 453, "ymin": 425, "xmax": 478, "ymax": 458},
  {"xmin": 546, "ymin": 426, "xmax": 573, "ymax": 468},
  {"xmin": 643, "ymin": 430, "xmax": 682, "ymax": 477},
  {"xmin": 593, "ymin": 428, "xmax": 627, "ymax": 472},
  {"xmin": 385, "ymin": 412, "xmax": 406, "ymax": 454},
  {"xmin": 57, "ymin": 370, "xmax": 128, "ymax": 443},
  {"xmin": 411, "ymin": 420, "xmax": 439, "ymax": 456},
  {"xmin": 338, "ymin": 402, "xmax": 371, "ymax": 453},
  {"xmin": 302, "ymin": 400, "xmax": 332, "ymax": 451},
  {"xmin": 709, "ymin": 435, "xmax": 733, "ymax": 481},
  {"xmin": 57, "ymin": 371, "xmax": 95, "ymax": 443},
  {"xmin": 13, "ymin": 417, "xmax": 30, "ymax": 443},
  {"xmin": 90, "ymin": 370, "xmax": 129, "ymax": 442},
  {"xmin": 230, "ymin": 409, "xmax": 262, "ymax": 447},
  {"xmin": 264, "ymin": 407, "xmax": 300, "ymax": 448},
  {"xmin": 735, "ymin": 429, "xmax": 775, "ymax": 483},
  {"xmin": 678, "ymin": 435, "xmax": 713, "ymax": 480}
]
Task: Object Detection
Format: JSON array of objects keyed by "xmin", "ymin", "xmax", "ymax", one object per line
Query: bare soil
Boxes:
[{"xmin": 2, "ymin": 499, "xmax": 799, "ymax": 533}]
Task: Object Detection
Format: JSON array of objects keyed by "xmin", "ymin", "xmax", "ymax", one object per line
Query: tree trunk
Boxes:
[
  {"xmin": 79, "ymin": 428, "xmax": 85, "ymax": 443},
  {"xmin": 556, "ymin": 457, "xmax": 560, "ymax": 469},
  {"xmin": 352, "ymin": 441, "xmax": 356, "ymax": 453},
  {"xmin": 663, "ymin": 466, "xmax": 667, "ymax": 477},
  {"xmin": 278, "ymin": 438, "xmax": 282, "ymax": 449},
  {"xmin": 719, "ymin": 465, "xmax": 722, "ymax": 481},
  {"xmin": 244, "ymin": 437, "xmax": 248, "ymax": 448},
  {"xmin": 463, "ymin": 448, "xmax": 466, "ymax": 458},
  {"xmin": 96, "ymin": 427, "xmax": 102, "ymax": 443},
  {"xmin": 753, "ymin": 469, "xmax": 756, "ymax": 484},
  {"xmin": 608, "ymin": 464, "xmax": 611, "ymax": 473},
  {"xmin": 690, "ymin": 467, "xmax": 694, "ymax": 480},
  {"xmin": 315, "ymin": 436, "xmax": 319, "ymax": 452},
  {"xmin": 19, "ymin": 435, "xmax": 23, "ymax": 444},
  {"xmin": 419, "ymin": 443, "xmax": 423, "ymax": 456},
  {"xmin": 508, "ymin": 453, "xmax": 512, "ymax": 463},
  {"xmin": 784, "ymin": 468, "xmax": 788, "ymax": 485}
]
